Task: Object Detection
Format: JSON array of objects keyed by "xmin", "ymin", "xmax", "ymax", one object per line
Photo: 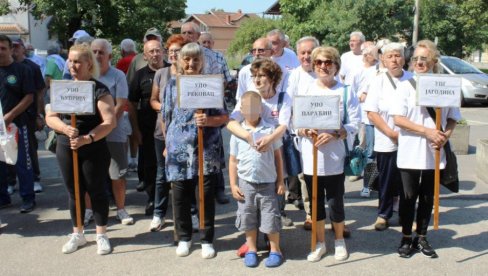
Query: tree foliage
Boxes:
[
  {"xmin": 227, "ymin": 17, "xmax": 281, "ymax": 56},
  {"xmin": 18, "ymin": 0, "xmax": 186, "ymax": 46}
]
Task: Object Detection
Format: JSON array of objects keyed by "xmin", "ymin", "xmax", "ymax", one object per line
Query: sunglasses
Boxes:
[
  {"xmin": 251, "ymin": 48, "xmax": 270, "ymax": 54},
  {"xmin": 411, "ymin": 56, "xmax": 430, "ymax": 62},
  {"xmin": 314, "ymin": 59, "xmax": 334, "ymax": 67}
]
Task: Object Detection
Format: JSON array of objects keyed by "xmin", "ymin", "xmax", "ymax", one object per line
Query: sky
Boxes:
[{"xmin": 185, "ymin": 0, "xmax": 277, "ymax": 15}]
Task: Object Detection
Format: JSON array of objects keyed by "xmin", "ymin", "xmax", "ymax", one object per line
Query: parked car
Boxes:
[{"xmin": 440, "ymin": 56, "xmax": 488, "ymax": 106}]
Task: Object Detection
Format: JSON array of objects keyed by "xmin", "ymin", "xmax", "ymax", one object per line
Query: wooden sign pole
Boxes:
[
  {"xmin": 71, "ymin": 114, "xmax": 82, "ymax": 231},
  {"xmin": 311, "ymin": 133, "xmax": 318, "ymax": 252},
  {"xmin": 433, "ymin": 108, "xmax": 441, "ymax": 230},
  {"xmin": 197, "ymin": 109, "xmax": 205, "ymax": 230}
]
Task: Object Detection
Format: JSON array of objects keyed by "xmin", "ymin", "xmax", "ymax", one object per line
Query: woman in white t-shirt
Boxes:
[
  {"xmin": 391, "ymin": 40, "xmax": 461, "ymax": 258},
  {"xmin": 296, "ymin": 46, "xmax": 360, "ymax": 262}
]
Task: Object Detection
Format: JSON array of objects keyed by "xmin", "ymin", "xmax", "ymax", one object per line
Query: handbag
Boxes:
[
  {"xmin": 342, "ymin": 85, "xmax": 367, "ymax": 176},
  {"xmin": 0, "ymin": 123, "xmax": 18, "ymax": 165},
  {"xmin": 278, "ymin": 92, "xmax": 302, "ymax": 176},
  {"xmin": 364, "ymin": 161, "xmax": 380, "ymax": 191}
]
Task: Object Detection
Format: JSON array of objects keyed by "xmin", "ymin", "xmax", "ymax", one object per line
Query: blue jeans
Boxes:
[
  {"xmin": 0, "ymin": 124, "xmax": 34, "ymax": 204},
  {"xmin": 362, "ymin": 124, "xmax": 375, "ymax": 189},
  {"xmin": 153, "ymin": 138, "xmax": 170, "ymax": 218}
]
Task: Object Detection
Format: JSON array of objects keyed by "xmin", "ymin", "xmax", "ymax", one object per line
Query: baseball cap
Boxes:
[
  {"xmin": 144, "ymin": 27, "xmax": 161, "ymax": 41},
  {"xmin": 12, "ymin": 38, "xmax": 25, "ymax": 47},
  {"xmin": 69, "ymin": 30, "xmax": 91, "ymax": 42}
]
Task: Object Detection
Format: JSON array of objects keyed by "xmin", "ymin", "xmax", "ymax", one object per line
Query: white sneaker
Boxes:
[
  {"xmin": 191, "ymin": 214, "xmax": 199, "ymax": 232},
  {"xmin": 201, "ymin": 243, "xmax": 216, "ymax": 259},
  {"xmin": 393, "ymin": 196, "xmax": 400, "ymax": 212},
  {"xmin": 360, "ymin": 187, "xmax": 370, "ymax": 198},
  {"xmin": 96, "ymin": 234, "xmax": 112, "ymax": 255},
  {"xmin": 307, "ymin": 242, "xmax": 326, "ymax": 262},
  {"xmin": 7, "ymin": 185, "xmax": 15, "ymax": 195},
  {"xmin": 149, "ymin": 216, "xmax": 164, "ymax": 232},
  {"xmin": 116, "ymin": 209, "xmax": 134, "ymax": 225},
  {"xmin": 334, "ymin": 239, "xmax": 349, "ymax": 261},
  {"xmin": 33, "ymin": 182, "xmax": 43, "ymax": 193},
  {"xmin": 62, "ymin": 233, "xmax": 87, "ymax": 254},
  {"xmin": 176, "ymin": 241, "xmax": 192, "ymax": 257},
  {"xmin": 84, "ymin": 209, "xmax": 93, "ymax": 226}
]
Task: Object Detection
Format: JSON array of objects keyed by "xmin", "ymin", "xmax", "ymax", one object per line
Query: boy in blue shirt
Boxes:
[{"xmin": 229, "ymin": 91, "xmax": 285, "ymax": 268}]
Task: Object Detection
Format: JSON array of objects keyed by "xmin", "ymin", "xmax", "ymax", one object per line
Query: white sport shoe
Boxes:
[
  {"xmin": 96, "ymin": 234, "xmax": 112, "ymax": 255},
  {"xmin": 360, "ymin": 187, "xmax": 370, "ymax": 198},
  {"xmin": 62, "ymin": 233, "xmax": 87, "ymax": 254},
  {"xmin": 201, "ymin": 243, "xmax": 216, "ymax": 259},
  {"xmin": 33, "ymin": 182, "xmax": 43, "ymax": 193},
  {"xmin": 84, "ymin": 209, "xmax": 93, "ymax": 226},
  {"xmin": 191, "ymin": 214, "xmax": 199, "ymax": 232},
  {"xmin": 149, "ymin": 216, "xmax": 164, "ymax": 232},
  {"xmin": 116, "ymin": 209, "xmax": 134, "ymax": 225},
  {"xmin": 307, "ymin": 242, "xmax": 326, "ymax": 262},
  {"xmin": 334, "ymin": 239, "xmax": 349, "ymax": 261},
  {"xmin": 176, "ymin": 241, "xmax": 192, "ymax": 257}
]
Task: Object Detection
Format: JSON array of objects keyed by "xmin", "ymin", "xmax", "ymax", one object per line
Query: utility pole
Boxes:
[{"xmin": 412, "ymin": 0, "xmax": 420, "ymax": 45}]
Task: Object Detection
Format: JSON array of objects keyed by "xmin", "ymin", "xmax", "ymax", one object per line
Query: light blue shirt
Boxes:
[
  {"xmin": 98, "ymin": 66, "xmax": 130, "ymax": 142},
  {"xmin": 229, "ymin": 120, "xmax": 282, "ymax": 184}
]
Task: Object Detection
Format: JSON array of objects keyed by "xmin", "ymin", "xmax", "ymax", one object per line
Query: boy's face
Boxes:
[{"xmin": 240, "ymin": 96, "xmax": 262, "ymax": 123}]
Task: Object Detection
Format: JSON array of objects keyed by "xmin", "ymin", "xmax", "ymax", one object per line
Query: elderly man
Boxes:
[
  {"xmin": 128, "ymin": 39, "xmax": 168, "ymax": 216},
  {"xmin": 91, "ymin": 38, "xmax": 133, "ymax": 225},
  {"xmin": 25, "ymin": 42, "xmax": 46, "ymax": 75},
  {"xmin": 116, "ymin": 38, "xmax": 137, "ymax": 74},
  {"xmin": 266, "ymin": 29, "xmax": 300, "ymax": 72},
  {"xmin": 180, "ymin": 22, "xmax": 219, "ymax": 75},
  {"xmin": 11, "ymin": 38, "xmax": 46, "ymax": 195},
  {"xmin": 0, "ymin": 35, "xmax": 36, "ymax": 213},
  {"xmin": 126, "ymin": 28, "xmax": 165, "ymax": 83},
  {"xmin": 340, "ymin": 31, "xmax": 366, "ymax": 86}
]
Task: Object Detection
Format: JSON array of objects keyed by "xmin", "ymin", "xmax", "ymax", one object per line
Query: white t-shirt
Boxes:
[
  {"xmin": 390, "ymin": 76, "xmax": 462, "ymax": 170},
  {"xmin": 272, "ymin": 48, "xmax": 300, "ymax": 73},
  {"xmin": 286, "ymin": 66, "xmax": 316, "ymax": 98},
  {"xmin": 236, "ymin": 63, "xmax": 289, "ymax": 99},
  {"xmin": 353, "ymin": 65, "xmax": 380, "ymax": 124},
  {"xmin": 340, "ymin": 51, "xmax": 364, "ymax": 85},
  {"xmin": 363, "ymin": 70, "xmax": 413, "ymax": 152},
  {"xmin": 297, "ymin": 81, "xmax": 360, "ymax": 176}
]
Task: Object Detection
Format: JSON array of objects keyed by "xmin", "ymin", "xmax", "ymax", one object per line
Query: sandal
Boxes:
[
  {"xmin": 265, "ymin": 252, "xmax": 284, "ymax": 268},
  {"xmin": 244, "ymin": 251, "xmax": 258, "ymax": 267}
]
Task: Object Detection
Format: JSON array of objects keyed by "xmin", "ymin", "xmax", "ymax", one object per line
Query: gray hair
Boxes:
[
  {"xmin": 376, "ymin": 38, "xmax": 391, "ymax": 52},
  {"xmin": 296, "ymin": 36, "xmax": 320, "ymax": 51},
  {"xmin": 267, "ymin": 29, "xmax": 285, "ymax": 41},
  {"xmin": 92, "ymin": 38, "xmax": 112, "ymax": 54},
  {"xmin": 74, "ymin": 35, "xmax": 94, "ymax": 46},
  {"xmin": 381, "ymin": 42, "xmax": 404, "ymax": 57},
  {"xmin": 178, "ymin": 42, "xmax": 204, "ymax": 74},
  {"xmin": 120, "ymin": 38, "xmax": 137, "ymax": 53},
  {"xmin": 182, "ymin": 22, "xmax": 201, "ymax": 34},
  {"xmin": 47, "ymin": 42, "xmax": 61, "ymax": 55},
  {"xmin": 350, "ymin": 31, "xmax": 365, "ymax": 42},
  {"xmin": 362, "ymin": 45, "xmax": 379, "ymax": 60},
  {"xmin": 200, "ymin": 32, "xmax": 213, "ymax": 40}
]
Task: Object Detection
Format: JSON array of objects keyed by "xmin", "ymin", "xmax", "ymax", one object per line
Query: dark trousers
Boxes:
[
  {"xmin": 304, "ymin": 174, "xmax": 345, "ymax": 222},
  {"xmin": 154, "ymin": 138, "xmax": 170, "ymax": 218},
  {"xmin": 376, "ymin": 151, "xmax": 401, "ymax": 219},
  {"xmin": 26, "ymin": 117, "xmax": 40, "ymax": 181},
  {"xmin": 173, "ymin": 174, "xmax": 216, "ymax": 243},
  {"xmin": 286, "ymin": 175, "xmax": 302, "ymax": 201},
  {"xmin": 399, "ymin": 169, "xmax": 435, "ymax": 236},
  {"xmin": 56, "ymin": 136, "xmax": 110, "ymax": 226},
  {"xmin": 140, "ymin": 126, "xmax": 157, "ymax": 203}
]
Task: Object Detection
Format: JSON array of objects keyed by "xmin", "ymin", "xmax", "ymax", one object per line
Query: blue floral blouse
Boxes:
[{"xmin": 162, "ymin": 77, "xmax": 227, "ymax": 182}]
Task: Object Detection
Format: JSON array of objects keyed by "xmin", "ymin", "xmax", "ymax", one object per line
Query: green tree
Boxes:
[
  {"xmin": 0, "ymin": 0, "xmax": 10, "ymax": 15},
  {"xmin": 19, "ymin": 0, "xmax": 186, "ymax": 46},
  {"xmin": 227, "ymin": 17, "xmax": 281, "ymax": 56}
]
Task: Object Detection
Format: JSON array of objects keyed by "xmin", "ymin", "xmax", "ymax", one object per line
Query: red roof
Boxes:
[
  {"xmin": 184, "ymin": 10, "xmax": 258, "ymax": 28},
  {"xmin": 0, "ymin": 23, "xmax": 28, "ymax": 35}
]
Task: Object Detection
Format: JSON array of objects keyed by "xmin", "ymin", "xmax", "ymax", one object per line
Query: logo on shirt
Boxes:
[
  {"xmin": 271, "ymin": 110, "xmax": 279, "ymax": 118},
  {"xmin": 6, "ymin": 75, "xmax": 17, "ymax": 85}
]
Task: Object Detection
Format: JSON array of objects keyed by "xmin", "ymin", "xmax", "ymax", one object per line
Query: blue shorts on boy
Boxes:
[{"xmin": 230, "ymin": 120, "xmax": 283, "ymax": 234}]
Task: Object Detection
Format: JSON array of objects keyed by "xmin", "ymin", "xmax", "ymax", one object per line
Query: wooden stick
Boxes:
[
  {"xmin": 197, "ymin": 109, "xmax": 205, "ymax": 230},
  {"xmin": 434, "ymin": 108, "xmax": 441, "ymax": 230},
  {"xmin": 311, "ymin": 133, "xmax": 318, "ymax": 252},
  {"xmin": 71, "ymin": 114, "xmax": 82, "ymax": 232}
]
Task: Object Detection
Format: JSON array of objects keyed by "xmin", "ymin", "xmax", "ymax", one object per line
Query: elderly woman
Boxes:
[
  {"xmin": 46, "ymin": 44, "xmax": 116, "ymax": 255},
  {"xmin": 149, "ymin": 34, "xmax": 187, "ymax": 232},
  {"xmin": 391, "ymin": 39, "xmax": 461, "ymax": 258},
  {"xmin": 296, "ymin": 46, "xmax": 360, "ymax": 262},
  {"xmin": 363, "ymin": 43, "xmax": 413, "ymax": 231},
  {"xmin": 162, "ymin": 42, "xmax": 228, "ymax": 258}
]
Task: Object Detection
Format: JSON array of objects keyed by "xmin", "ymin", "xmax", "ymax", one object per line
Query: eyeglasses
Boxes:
[
  {"xmin": 251, "ymin": 74, "xmax": 268, "ymax": 79},
  {"xmin": 168, "ymin": 49, "xmax": 181, "ymax": 55},
  {"xmin": 251, "ymin": 48, "xmax": 270, "ymax": 54},
  {"xmin": 411, "ymin": 56, "xmax": 430, "ymax": 62},
  {"xmin": 314, "ymin": 59, "xmax": 334, "ymax": 67},
  {"xmin": 181, "ymin": 31, "xmax": 194, "ymax": 35}
]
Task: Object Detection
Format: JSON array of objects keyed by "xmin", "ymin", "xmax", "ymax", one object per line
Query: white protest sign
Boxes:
[
  {"xmin": 293, "ymin": 95, "xmax": 341, "ymax": 130},
  {"xmin": 177, "ymin": 74, "xmax": 224, "ymax": 109},
  {"xmin": 0, "ymin": 103, "xmax": 7, "ymax": 143},
  {"xmin": 50, "ymin": 80, "xmax": 95, "ymax": 114},
  {"xmin": 417, "ymin": 74, "xmax": 462, "ymax": 108}
]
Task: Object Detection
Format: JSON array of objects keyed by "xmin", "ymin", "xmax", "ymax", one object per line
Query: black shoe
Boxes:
[
  {"xmin": 215, "ymin": 192, "xmax": 230, "ymax": 204},
  {"xmin": 0, "ymin": 201, "xmax": 12, "ymax": 209},
  {"xmin": 136, "ymin": 181, "xmax": 146, "ymax": 192},
  {"xmin": 413, "ymin": 236, "xmax": 438, "ymax": 258},
  {"xmin": 20, "ymin": 200, "xmax": 36, "ymax": 213},
  {"xmin": 398, "ymin": 237, "xmax": 413, "ymax": 258},
  {"xmin": 145, "ymin": 201, "xmax": 154, "ymax": 216}
]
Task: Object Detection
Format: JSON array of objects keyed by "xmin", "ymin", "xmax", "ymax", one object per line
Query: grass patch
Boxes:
[{"xmin": 481, "ymin": 69, "xmax": 488, "ymax": 74}]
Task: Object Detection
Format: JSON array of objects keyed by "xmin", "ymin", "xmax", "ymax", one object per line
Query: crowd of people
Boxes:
[{"xmin": 0, "ymin": 23, "xmax": 460, "ymax": 268}]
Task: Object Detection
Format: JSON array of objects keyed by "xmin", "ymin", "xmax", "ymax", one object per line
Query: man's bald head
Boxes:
[{"xmin": 144, "ymin": 40, "xmax": 164, "ymax": 70}]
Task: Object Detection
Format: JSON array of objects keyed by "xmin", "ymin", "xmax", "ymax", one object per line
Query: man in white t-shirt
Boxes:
[
  {"xmin": 340, "ymin": 31, "xmax": 366, "ymax": 85},
  {"xmin": 267, "ymin": 29, "xmax": 300, "ymax": 73}
]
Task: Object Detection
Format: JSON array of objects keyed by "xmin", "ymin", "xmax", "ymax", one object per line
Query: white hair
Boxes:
[
  {"xmin": 267, "ymin": 29, "xmax": 286, "ymax": 41},
  {"xmin": 381, "ymin": 42, "xmax": 404, "ymax": 57},
  {"xmin": 120, "ymin": 38, "xmax": 137, "ymax": 53},
  {"xmin": 350, "ymin": 31, "xmax": 365, "ymax": 42},
  {"xmin": 92, "ymin": 38, "xmax": 112, "ymax": 54},
  {"xmin": 182, "ymin": 22, "xmax": 201, "ymax": 34},
  {"xmin": 296, "ymin": 36, "xmax": 320, "ymax": 51}
]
